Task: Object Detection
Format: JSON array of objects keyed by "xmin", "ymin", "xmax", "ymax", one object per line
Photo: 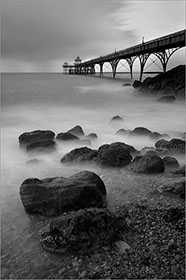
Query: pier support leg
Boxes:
[
  {"xmin": 125, "ymin": 57, "xmax": 136, "ymax": 79},
  {"xmin": 110, "ymin": 59, "xmax": 120, "ymax": 79},
  {"xmin": 154, "ymin": 48, "xmax": 180, "ymax": 73},
  {"xmin": 138, "ymin": 54, "xmax": 150, "ymax": 81},
  {"xmin": 99, "ymin": 63, "xmax": 103, "ymax": 77}
]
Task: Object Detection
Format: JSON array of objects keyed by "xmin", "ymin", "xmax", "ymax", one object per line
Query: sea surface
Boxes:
[{"xmin": 1, "ymin": 73, "xmax": 185, "ymax": 279}]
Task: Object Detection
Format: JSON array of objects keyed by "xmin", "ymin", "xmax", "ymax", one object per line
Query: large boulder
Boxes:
[
  {"xmin": 158, "ymin": 179, "xmax": 185, "ymax": 198},
  {"xmin": 19, "ymin": 130, "xmax": 55, "ymax": 146},
  {"xmin": 163, "ymin": 156, "xmax": 179, "ymax": 168},
  {"xmin": 26, "ymin": 140, "xmax": 56, "ymax": 152},
  {"xmin": 61, "ymin": 147, "xmax": 97, "ymax": 164},
  {"xmin": 129, "ymin": 154, "xmax": 165, "ymax": 173},
  {"xmin": 67, "ymin": 125, "xmax": 84, "ymax": 137},
  {"xmin": 133, "ymin": 80, "xmax": 142, "ymax": 88},
  {"xmin": 168, "ymin": 138, "xmax": 185, "ymax": 154},
  {"xmin": 115, "ymin": 128, "xmax": 128, "ymax": 136},
  {"xmin": 155, "ymin": 139, "xmax": 170, "ymax": 151},
  {"xmin": 86, "ymin": 133, "xmax": 98, "ymax": 140},
  {"xmin": 56, "ymin": 132, "xmax": 79, "ymax": 141},
  {"xmin": 129, "ymin": 127, "xmax": 152, "ymax": 137},
  {"xmin": 39, "ymin": 208, "xmax": 127, "ymax": 253},
  {"xmin": 20, "ymin": 171, "xmax": 107, "ymax": 216},
  {"xmin": 97, "ymin": 142, "xmax": 133, "ymax": 167}
]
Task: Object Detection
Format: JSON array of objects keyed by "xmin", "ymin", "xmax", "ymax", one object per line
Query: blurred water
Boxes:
[{"xmin": 1, "ymin": 73, "xmax": 185, "ymax": 279}]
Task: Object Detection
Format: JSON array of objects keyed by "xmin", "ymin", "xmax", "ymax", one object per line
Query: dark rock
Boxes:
[
  {"xmin": 129, "ymin": 127, "xmax": 152, "ymax": 137},
  {"xmin": 157, "ymin": 95, "xmax": 176, "ymax": 103},
  {"xmin": 56, "ymin": 132, "xmax": 79, "ymax": 141},
  {"xmin": 26, "ymin": 140, "xmax": 56, "ymax": 152},
  {"xmin": 19, "ymin": 130, "xmax": 55, "ymax": 146},
  {"xmin": 61, "ymin": 147, "xmax": 97, "ymax": 164},
  {"xmin": 97, "ymin": 142, "xmax": 133, "ymax": 167},
  {"xmin": 163, "ymin": 207, "xmax": 185, "ymax": 223},
  {"xmin": 129, "ymin": 154, "xmax": 165, "ymax": 173},
  {"xmin": 140, "ymin": 146, "xmax": 157, "ymax": 156},
  {"xmin": 20, "ymin": 171, "xmax": 107, "ymax": 216},
  {"xmin": 115, "ymin": 129, "xmax": 127, "ymax": 136},
  {"xmin": 137, "ymin": 65, "xmax": 185, "ymax": 96},
  {"xmin": 67, "ymin": 125, "xmax": 84, "ymax": 137},
  {"xmin": 122, "ymin": 83, "xmax": 131, "ymax": 86},
  {"xmin": 168, "ymin": 138, "xmax": 185, "ymax": 154},
  {"xmin": 86, "ymin": 133, "xmax": 98, "ymax": 140},
  {"xmin": 133, "ymin": 80, "xmax": 142, "ymax": 88},
  {"xmin": 110, "ymin": 115, "xmax": 124, "ymax": 122},
  {"xmin": 158, "ymin": 179, "xmax": 185, "ymax": 198},
  {"xmin": 39, "ymin": 208, "xmax": 127, "ymax": 253},
  {"xmin": 163, "ymin": 156, "xmax": 179, "ymax": 168},
  {"xmin": 171, "ymin": 165, "xmax": 185, "ymax": 175},
  {"xmin": 155, "ymin": 139, "xmax": 170, "ymax": 151}
]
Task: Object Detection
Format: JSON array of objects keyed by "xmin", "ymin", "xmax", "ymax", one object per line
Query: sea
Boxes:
[{"xmin": 1, "ymin": 72, "xmax": 185, "ymax": 279}]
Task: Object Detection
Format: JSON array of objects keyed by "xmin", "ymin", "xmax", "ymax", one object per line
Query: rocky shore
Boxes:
[{"xmin": 133, "ymin": 65, "xmax": 185, "ymax": 100}]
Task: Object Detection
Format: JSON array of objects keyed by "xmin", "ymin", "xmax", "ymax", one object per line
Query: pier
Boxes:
[{"xmin": 63, "ymin": 29, "xmax": 185, "ymax": 81}]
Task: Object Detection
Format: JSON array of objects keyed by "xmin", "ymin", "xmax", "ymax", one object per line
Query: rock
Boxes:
[
  {"xmin": 133, "ymin": 80, "xmax": 142, "ymax": 88},
  {"xmin": 86, "ymin": 133, "xmax": 98, "ymax": 140},
  {"xmin": 140, "ymin": 146, "xmax": 157, "ymax": 156},
  {"xmin": 163, "ymin": 156, "xmax": 179, "ymax": 168},
  {"xmin": 115, "ymin": 240, "xmax": 131, "ymax": 253},
  {"xmin": 67, "ymin": 125, "xmax": 84, "ymax": 137},
  {"xmin": 61, "ymin": 147, "xmax": 97, "ymax": 164},
  {"xmin": 155, "ymin": 139, "xmax": 170, "ymax": 151},
  {"xmin": 168, "ymin": 138, "xmax": 185, "ymax": 154},
  {"xmin": 19, "ymin": 130, "xmax": 55, "ymax": 146},
  {"xmin": 20, "ymin": 171, "xmax": 107, "ymax": 216},
  {"xmin": 39, "ymin": 208, "xmax": 127, "ymax": 253},
  {"xmin": 129, "ymin": 127, "xmax": 152, "ymax": 137},
  {"xmin": 115, "ymin": 129, "xmax": 128, "ymax": 136},
  {"xmin": 158, "ymin": 179, "xmax": 185, "ymax": 198},
  {"xmin": 129, "ymin": 154, "xmax": 165, "ymax": 173},
  {"xmin": 122, "ymin": 83, "xmax": 131, "ymax": 86},
  {"xmin": 163, "ymin": 207, "xmax": 185, "ymax": 223},
  {"xmin": 171, "ymin": 165, "xmax": 185, "ymax": 175},
  {"xmin": 97, "ymin": 142, "xmax": 133, "ymax": 167},
  {"xmin": 157, "ymin": 95, "xmax": 176, "ymax": 103},
  {"xmin": 150, "ymin": 132, "xmax": 162, "ymax": 140},
  {"xmin": 136, "ymin": 65, "xmax": 185, "ymax": 96},
  {"xmin": 26, "ymin": 140, "xmax": 56, "ymax": 152},
  {"xmin": 56, "ymin": 132, "xmax": 79, "ymax": 141},
  {"xmin": 110, "ymin": 115, "xmax": 124, "ymax": 122}
]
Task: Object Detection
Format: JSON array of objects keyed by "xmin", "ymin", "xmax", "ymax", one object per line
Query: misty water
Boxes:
[{"xmin": 1, "ymin": 73, "xmax": 185, "ymax": 279}]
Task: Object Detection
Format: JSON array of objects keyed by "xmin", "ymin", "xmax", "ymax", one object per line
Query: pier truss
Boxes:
[{"xmin": 69, "ymin": 29, "xmax": 185, "ymax": 81}]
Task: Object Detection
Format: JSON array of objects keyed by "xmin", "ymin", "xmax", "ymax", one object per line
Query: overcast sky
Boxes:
[{"xmin": 1, "ymin": 0, "xmax": 185, "ymax": 72}]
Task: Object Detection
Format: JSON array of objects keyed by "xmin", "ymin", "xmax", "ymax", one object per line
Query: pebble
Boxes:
[{"xmin": 79, "ymin": 270, "xmax": 87, "ymax": 279}]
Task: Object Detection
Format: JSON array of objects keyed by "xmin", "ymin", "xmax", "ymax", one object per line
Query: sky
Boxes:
[{"xmin": 1, "ymin": 0, "xmax": 185, "ymax": 72}]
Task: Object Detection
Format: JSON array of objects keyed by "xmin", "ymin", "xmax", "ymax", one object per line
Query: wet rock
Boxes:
[
  {"xmin": 20, "ymin": 171, "xmax": 107, "ymax": 216},
  {"xmin": 140, "ymin": 146, "xmax": 157, "ymax": 156},
  {"xmin": 26, "ymin": 140, "xmax": 56, "ymax": 152},
  {"xmin": 171, "ymin": 165, "xmax": 185, "ymax": 175},
  {"xmin": 129, "ymin": 154, "xmax": 165, "ymax": 173},
  {"xmin": 133, "ymin": 80, "xmax": 142, "ymax": 88},
  {"xmin": 86, "ymin": 133, "xmax": 98, "ymax": 140},
  {"xmin": 115, "ymin": 240, "xmax": 131, "ymax": 253},
  {"xmin": 39, "ymin": 208, "xmax": 127, "ymax": 253},
  {"xmin": 115, "ymin": 128, "xmax": 128, "ymax": 136},
  {"xmin": 155, "ymin": 139, "xmax": 170, "ymax": 151},
  {"xmin": 61, "ymin": 147, "xmax": 97, "ymax": 164},
  {"xmin": 19, "ymin": 130, "xmax": 55, "ymax": 146},
  {"xmin": 158, "ymin": 179, "xmax": 185, "ymax": 198},
  {"xmin": 67, "ymin": 125, "xmax": 84, "ymax": 137},
  {"xmin": 163, "ymin": 157, "xmax": 179, "ymax": 168},
  {"xmin": 157, "ymin": 95, "xmax": 176, "ymax": 103},
  {"xmin": 163, "ymin": 207, "xmax": 185, "ymax": 223},
  {"xmin": 110, "ymin": 115, "xmax": 124, "ymax": 122},
  {"xmin": 56, "ymin": 132, "xmax": 79, "ymax": 141},
  {"xmin": 97, "ymin": 142, "xmax": 133, "ymax": 167},
  {"xmin": 168, "ymin": 138, "xmax": 185, "ymax": 154},
  {"xmin": 129, "ymin": 127, "xmax": 152, "ymax": 137}
]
